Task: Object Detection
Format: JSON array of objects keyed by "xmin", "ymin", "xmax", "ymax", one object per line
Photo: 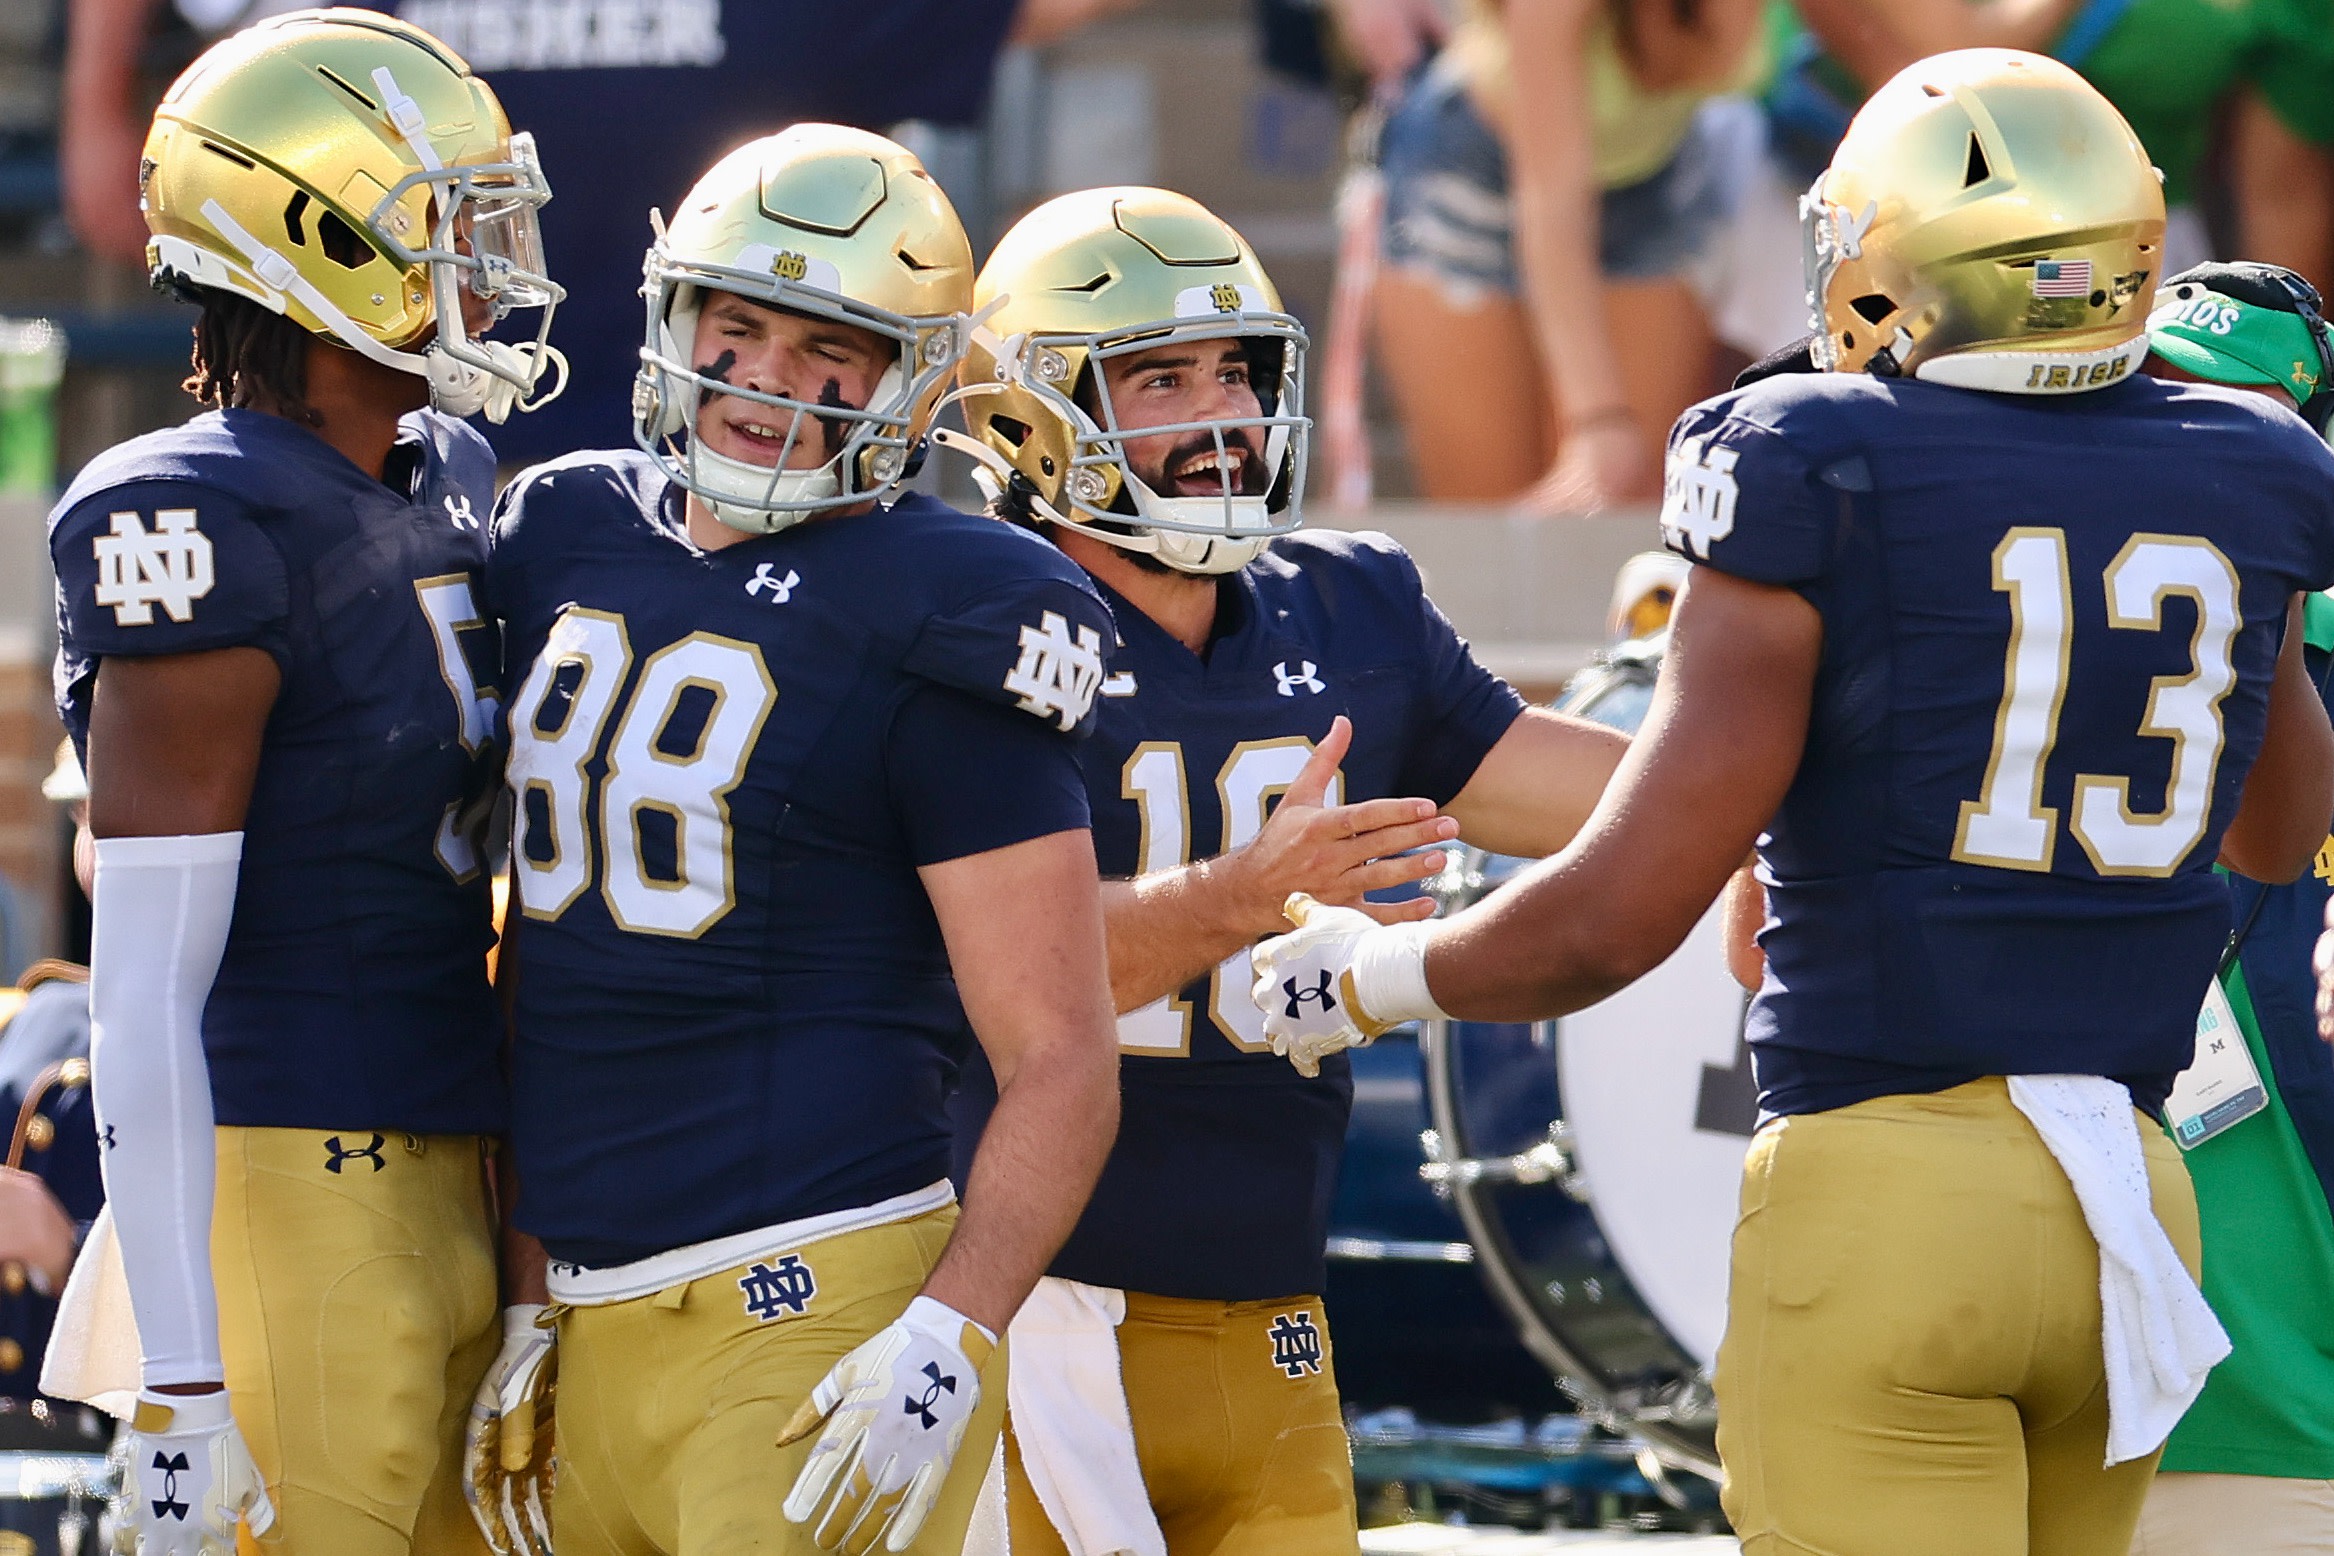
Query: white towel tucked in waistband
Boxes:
[
  {"xmin": 2008, "ymin": 1074, "xmax": 2231, "ymax": 1466},
  {"xmin": 1006, "ymin": 1276, "xmax": 1166, "ymax": 1556}
]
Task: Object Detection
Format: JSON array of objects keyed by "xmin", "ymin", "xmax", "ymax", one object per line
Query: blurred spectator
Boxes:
[
  {"xmin": 0, "ymin": 741, "xmax": 98, "ymax": 1405},
  {"xmin": 2126, "ymin": 265, "xmax": 2334, "ymax": 1555},
  {"xmin": 1779, "ymin": 0, "xmax": 2334, "ymax": 277},
  {"xmin": 1323, "ymin": 0, "xmax": 1450, "ymax": 89},
  {"xmin": 2233, "ymin": 0, "xmax": 2334, "ymax": 296},
  {"xmin": 1356, "ymin": 0, "xmax": 1782, "ymax": 511},
  {"xmin": 61, "ymin": 0, "xmax": 1140, "ymax": 464}
]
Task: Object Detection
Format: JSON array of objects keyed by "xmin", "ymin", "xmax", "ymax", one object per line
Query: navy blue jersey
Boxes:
[
  {"xmin": 1662, "ymin": 372, "xmax": 2334, "ymax": 1117},
  {"xmin": 490, "ymin": 455, "xmax": 1110, "ymax": 1268},
  {"xmin": 50, "ymin": 409, "xmax": 505, "ymax": 1134},
  {"xmin": 953, "ymin": 531, "xmax": 1524, "ymax": 1301}
]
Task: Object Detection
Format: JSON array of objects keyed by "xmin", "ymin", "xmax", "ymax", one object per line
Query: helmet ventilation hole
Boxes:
[
  {"xmin": 1964, "ymin": 135, "xmax": 1991, "ymax": 187},
  {"xmin": 1061, "ymin": 272, "xmax": 1112, "ymax": 294},
  {"xmin": 313, "ymin": 67, "xmax": 377, "ymax": 111},
  {"xmin": 991, "ymin": 416, "xmax": 1032, "ymax": 448},
  {"xmin": 896, "ymin": 248, "xmax": 939, "ymax": 273},
  {"xmin": 1842, "ymin": 330, "xmax": 1856, "ymax": 351},
  {"xmin": 283, "ymin": 189, "xmax": 311, "ymax": 246},
  {"xmin": 1850, "ymin": 293, "xmax": 1896, "ymax": 324},
  {"xmin": 316, "ymin": 209, "xmax": 374, "ymax": 270},
  {"xmin": 199, "ymin": 140, "xmax": 255, "ymax": 171}
]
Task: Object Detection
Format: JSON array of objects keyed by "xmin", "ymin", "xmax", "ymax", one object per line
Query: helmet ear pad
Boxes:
[{"xmin": 653, "ymin": 281, "xmax": 702, "ymax": 438}]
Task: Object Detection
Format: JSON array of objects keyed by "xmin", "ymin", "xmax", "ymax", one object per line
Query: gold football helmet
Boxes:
[
  {"xmin": 632, "ymin": 125, "xmax": 976, "ymax": 532},
  {"xmin": 143, "ymin": 8, "xmax": 563, "ymax": 421},
  {"xmin": 1803, "ymin": 49, "xmax": 2165, "ymax": 393},
  {"xmin": 950, "ymin": 188, "xmax": 1307, "ymax": 575}
]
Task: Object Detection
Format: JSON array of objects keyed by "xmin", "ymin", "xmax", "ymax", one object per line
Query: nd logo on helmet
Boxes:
[
  {"xmin": 1209, "ymin": 282, "xmax": 1243, "ymax": 313},
  {"xmin": 771, "ymin": 251, "xmax": 809, "ymax": 282}
]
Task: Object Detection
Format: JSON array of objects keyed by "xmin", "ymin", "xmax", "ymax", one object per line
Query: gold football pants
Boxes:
[
  {"xmin": 1716, "ymin": 1076, "xmax": 2201, "ymax": 1556},
  {"xmin": 1004, "ymin": 1291, "xmax": 1360, "ymax": 1556},
  {"xmin": 550, "ymin": 1205, "xmax": 1006, "ymax": 1556},
  {"xmin": 213, "ymin": 1125, "xmax": 498, "ymax": 1556}
]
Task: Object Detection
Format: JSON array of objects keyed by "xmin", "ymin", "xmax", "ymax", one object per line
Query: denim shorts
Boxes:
[{"xmin": 1378, "ymin": 57, "xmax": 1738, "ymax": 298}]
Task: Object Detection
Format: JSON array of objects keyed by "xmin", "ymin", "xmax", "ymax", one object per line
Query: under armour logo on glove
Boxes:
[
  {"xmin": 1283, "ymin": 970, "xmax": 1338, "ymax": 1017},
  {"xmin": 747, "ymin": 564, "xmax": 800, "ymax": 603},
  {"xmin": 151, "ymin": 1451, "xmax": 190, "ymax": 1520},
  {"xmin": 92, "ymin": 508, "xmax": 215, "ymax": 626},
  {"xmin": 903, "ymin": 1362, "xmax": 957, "ymax": 1430},
  {"xmin": 324, "ymin": 1133, "xmax": 386, "ymax": 1174},
  {"xmin": 780, "ymin": 1295, "xmax": 995, "ymax": 1552},
  {"xmin": 1273, "ymin": 660, "xmax": 1324, "ymax": 697}
]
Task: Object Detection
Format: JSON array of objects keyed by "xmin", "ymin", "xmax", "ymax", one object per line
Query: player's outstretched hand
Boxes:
[
  {"xmin": 778, "ymin": 1296, "xmax": 995, "ymax": 1555},
  {"xmin": 121, "ymin": 1388, "xmax": 274, "ymax": 1556},
  {"xmin": 463, "ymin": 1304, "xmax": 557, "ymax": 1556},
  {"xmin": 2317, "ymin": 895, "xmax": 2334, "ymax": 1044},
  {"xmin": 1253, "ymin": 892, "xmax": 1394, "ymax": 1077},
  {"xmin": 1221, "ymin": 716, "xmax": 1456, "ymax": 933}
]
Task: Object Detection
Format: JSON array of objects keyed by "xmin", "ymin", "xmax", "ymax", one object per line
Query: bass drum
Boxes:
[{"xmin": 1420, "ymin": 636, "xmax": 1759, "ymax": 1479}]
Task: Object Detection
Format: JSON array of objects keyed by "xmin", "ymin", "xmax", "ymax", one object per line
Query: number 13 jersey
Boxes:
[
  {"xmin": 1664, "ymin": 371, "xmax": 2334, "ymax": 1118},
  {"xmin": 487, "ymin": 452, "xmax": 1113, "ymax": 1269}
]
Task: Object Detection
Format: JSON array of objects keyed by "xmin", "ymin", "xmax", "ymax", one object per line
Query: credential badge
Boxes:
[
  {"xmin": 1659, "ymin": 437, "xmax": 1740, "ymax": 561},
  {"xmin": 93, "ymin": 508, "xmax": 215, "ymax": 627},
  {"xmin": 1004, "ymin": 611, "xmax": 1106, "ymax": 731}
]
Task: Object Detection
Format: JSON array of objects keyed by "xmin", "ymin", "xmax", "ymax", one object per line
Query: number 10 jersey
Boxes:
[{"xmin": 1663, "ymin": 371, "xmax": 2334, "ymax": 1117}]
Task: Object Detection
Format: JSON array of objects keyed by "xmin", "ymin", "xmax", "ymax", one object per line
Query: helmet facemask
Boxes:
[
  {"xmin": 979, "ymin": 307, "xmax": 1309, "ymax": 576},
  {"xmin": 633, "ymin": 241, "xmax": 966, "ymax": 535}
]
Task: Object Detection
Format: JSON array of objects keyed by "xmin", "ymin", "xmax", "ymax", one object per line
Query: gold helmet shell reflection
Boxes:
[
  {"xmin": 1804, "ymin": 49, "xmax": 2165, "ymax": 393},
  {"xmin": 959, "ymin": 187, "xmax": 1308, "ymax": 576}
]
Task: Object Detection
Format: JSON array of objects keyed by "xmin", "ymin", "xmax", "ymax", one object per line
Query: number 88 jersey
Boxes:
[
  {"xmin": 486, "ymin": 451, "xmax": 1113, "ymax": 1269},
  {"xmin": 1662, "ymin": 370, "xmax": 2334, "ymax": 1119}
]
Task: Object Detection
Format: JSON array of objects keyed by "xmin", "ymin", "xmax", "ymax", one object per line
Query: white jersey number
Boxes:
[
  {"xmin": 415, "ymin": 575, "xmax": 499, "ymax": 882},
  {"xmin": 1955, "ymin": 529, "xmax": 2242, "ymax": 878},
  {"xmin": 1118, "ymin": 738, "xmax": 1341, "ymax": 1056},
  {"xmin": 505, "ymin": 608, "xmax": 777, "ymax": 938}
]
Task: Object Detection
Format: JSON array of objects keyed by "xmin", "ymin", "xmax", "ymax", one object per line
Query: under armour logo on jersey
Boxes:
[
  {"xmin": 1004, "ymin": 611, "xmax": 1106, "ymax": 731},
  {"xmin": 1273, "ymin": 660, "xmax": 1324, "ymax": 697},
  {"xmin": 444, "ymin": 494, "xmax": 479, "ymax": 530},
  {"xmin": 151, "ymin": 1451, "xmax": 190, "ymax": 1520},
  {"xmin": 1283, "ymin": 971, "xmax": 1338, "ymax": 1017},
  {"xmin": 903, "ymin": 1361, "xmax": 958, "ymax": 1430},
  {"xmin": 1268, "ymin": 1311, "xmax": 1324, "ymax": 1378},
  {"xmin": 739, "ymin": 1254, "xmax": 817, "ymax": 1322},
  {"xmin": 746, "ymin": 564, "xmax": 800, "ymax": 603},
  {"xmin": 92, "ymin": 508, "xmax": 215, "ymax": 627},
  {"xmin": 1659, "ymin": 436, "xmax": 1741, "ymax": 561},
  {"xmin": 323, "ymin": 1133, "xmax": 386, "ymax": 1174}
]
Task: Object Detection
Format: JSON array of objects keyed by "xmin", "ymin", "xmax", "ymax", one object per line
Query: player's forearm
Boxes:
[
  {"xmin": 2223, "ymin": 596, "xmax": 2334, "ymax": 884},
  {"xmin": 1792, "ymin": 0, "xmax": 2078, "ymax": 82},
  {"xmin": 88, "ymin": 833, "xmax": 242, "ymax": 1389},
  {"xmin": 920, "ymin": 1036, "xmax": 1118, "ymax": 1334},
  {"xmin": 1444, "ymin": 709, "xmax": 1630, "ymax": 859},
  {"xmin": 63, "ymin": 0, "xmax": 160, "ymax": 120},
  {"xmin": 1101, "ymin": 864, "xmax": 1266, "ymax": 1012}
]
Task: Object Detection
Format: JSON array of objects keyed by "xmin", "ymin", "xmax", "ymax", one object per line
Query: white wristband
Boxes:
[{"xmin": 1348, "ymin": 921, "xmax": 1449, "ymax": 1028}]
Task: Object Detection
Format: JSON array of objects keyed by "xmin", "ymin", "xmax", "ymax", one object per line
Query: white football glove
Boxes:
[
  {"xmin": 777, "ymin": 1295, "xmax": 995, "ymax": 1555},
  {"xmin": 462, "ymin": 1304, "xmax": 557, "ymax": 1556},
  {"xmin": 1251, "ymin": 893, "xmax": 1399, "ymax": 1077},
  {"xmin": 118, "ymin": 1388, "xmax": 273, "ymax": 1556}
]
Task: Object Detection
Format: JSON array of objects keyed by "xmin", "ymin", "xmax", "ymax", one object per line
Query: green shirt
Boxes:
[
  {"xmin": 2080, "ymin": 0, "xmax": 2267, "ymax": 207},
  {"xmin": 2160, "ymin": 594, "xmax": 2334, "ymax": 1478}
]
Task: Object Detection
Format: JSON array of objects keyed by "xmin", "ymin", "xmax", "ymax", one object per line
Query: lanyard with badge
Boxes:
[{"xmin": 2167, "ymin": 622, "xmax": 2334, "ymax": 1149}]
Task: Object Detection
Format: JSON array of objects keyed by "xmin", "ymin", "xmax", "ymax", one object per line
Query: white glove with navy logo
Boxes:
[
  {"xmin": 778, "ymin": 1295, "xmax": 994, "ymax": 1555},
  {"xmin": 1252, "ymin": 893, "xmax": 1399, "ymax": 1077},
  {"xmin": 462, "ymin": 1303, "xmax": 557, "ymax": 1556},
  {"xmin": 119, "ymin": 1388, "xmax": 273, "ymax": 1556}
]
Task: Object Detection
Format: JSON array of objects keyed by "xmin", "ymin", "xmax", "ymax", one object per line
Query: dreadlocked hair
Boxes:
[{"xmin": 183, "ymin": 289, "xmax": 321, "ymax": 425}]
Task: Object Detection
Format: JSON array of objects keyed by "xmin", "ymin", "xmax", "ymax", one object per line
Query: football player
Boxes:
[
  {"xmin": 941, "ymin": 187, "xmax": 1630, "ymax": 1554},
  {"xmin": 1255, "ymin": 50, "xmax": 2334, "ymax": 1556},
  {"xmin": 47, "ymin": 10, "xmax": 561, "ymax": 1556},
  {"xmin": 481, "ymin": 126, "xmax": 1120, "ymax": 1556}
]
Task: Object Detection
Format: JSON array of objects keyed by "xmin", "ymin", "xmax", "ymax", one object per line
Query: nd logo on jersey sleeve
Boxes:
[
  {"xmin": 92, "ymin": 507, "xmax": 216, "ymax": 626},
  {"xmin": 1660, "ymin": 437, "xmax": 1741, "ymax": 561}
]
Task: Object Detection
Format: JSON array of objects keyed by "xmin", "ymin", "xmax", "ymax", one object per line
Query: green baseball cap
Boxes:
[{"xmin": 2148, "ymin": 262, "xmax": 2329, "ymax": 401}]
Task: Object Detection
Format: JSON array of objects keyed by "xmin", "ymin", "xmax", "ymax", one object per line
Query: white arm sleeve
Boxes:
[{"xmin": 88, "ymin": 832, "xmax": 242, "ymax": 1387}]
